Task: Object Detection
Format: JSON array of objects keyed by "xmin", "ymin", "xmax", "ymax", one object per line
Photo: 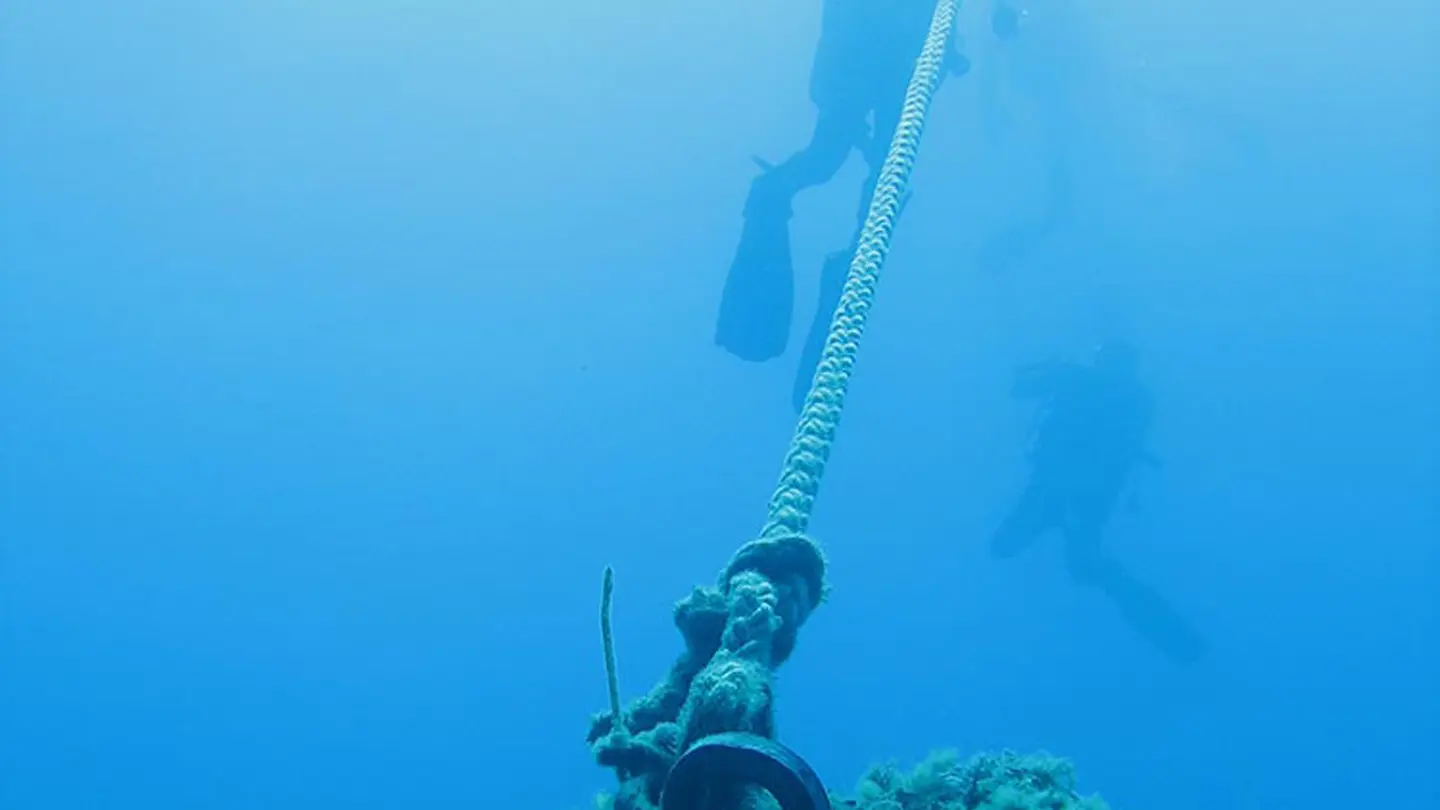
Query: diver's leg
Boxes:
[
  {"xmin": 975, "ymin": 152, "xmax": 1071, "ymax": 274},
  {"xmin": 718, "ymin": 107, "xmax": 863, "ymax": 364},
  {"xmin": 1060, "ymin": 519, "xmax": 1107, "ymax": 586},
  {"xmin": 975, "ymin": 91, "xmax": 1077, "ymax": 274},
  {"xmin": 854, "ymin": 87, "xmax": 907, "ymax": 222},
  {"xmin": 790, "ymin": 97, "xmax": 909, "ymax": 412},
  {"xmin": 1059, "ymin": 479, "xmax": 1121, "ymax": 585},
  {"xmin": 791, "ymin": 244, "xmax": 852, "ymax": 412},
  {"xmin": 1063, "ymin": 507, "xmax": 1207, "ymax": 663},
  {"xmin": 760, "ymin": 109, "xmax": 864, "ymax": 201},
  {"xmin": 718, "ymin": 110, "xmax": 861, "ymax": 363},
  {"xmin": 789, "ymin": 100, "xmax": 887, "ymax": 410},
  {"xmin": 990, "ymin": 482, "xmax": 1059, "ymax": 559}
]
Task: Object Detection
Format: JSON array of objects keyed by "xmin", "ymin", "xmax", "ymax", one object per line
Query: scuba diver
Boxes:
[
  {"xmin": 714, "ymin": 0, "xmax": 970, "ymax": 367},
  {"xmin": 974, "ymin": 0, "xmax": 1080, "ymax": 274},
  {"xmin": 975, "ymin": 0, "xmax": 1268, "ymax": 274},
  {"xmin": 992, "ymin": 340, "xmax": 1206, "ymax": 663}
]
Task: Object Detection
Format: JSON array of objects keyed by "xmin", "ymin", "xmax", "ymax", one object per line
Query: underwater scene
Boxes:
[{"xmin": 1, "ymin": 2, "xmax": 1435, "ymax": 809}]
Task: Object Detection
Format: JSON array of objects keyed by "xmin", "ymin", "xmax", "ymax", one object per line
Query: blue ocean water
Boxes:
[{"xmin": 1, "ymin": 2, "xmax": 1435, "ymax": 809}]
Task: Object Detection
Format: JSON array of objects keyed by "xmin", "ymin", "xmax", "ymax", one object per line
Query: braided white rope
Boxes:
[{"xmin": 762, "ymin": 0, "xmax": 960, "ymax": 539}]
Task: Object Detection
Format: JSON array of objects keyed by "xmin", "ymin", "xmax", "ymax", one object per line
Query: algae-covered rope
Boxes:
[{"xmin": 762, "ymin": 0, "xmax": 960, "ymax": 541}]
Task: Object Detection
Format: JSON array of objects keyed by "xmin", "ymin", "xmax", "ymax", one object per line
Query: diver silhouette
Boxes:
[
  {"xmin": 973, "ymin": 0, "xmax": 1080, "ymax": 274},
  {"xmin": 975, "ymin": 0, "xmax": 1268, "ymax": 275},
  {"xmin": 715, "ymin": 0, "xmax": 970, "ymax": 364},
  {"xmin": 992, "ymin": 340, "xmax": 1206, "ymax": 663}
]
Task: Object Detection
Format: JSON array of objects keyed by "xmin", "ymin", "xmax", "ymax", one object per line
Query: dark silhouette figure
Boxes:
[
  {"xmin": 993, "ymin": 341, "xmax": 1206, "ymax": 663},
  {"xmin": 975, "ymin": 0, "xmax": 1078, "ymax": 274},
  {"xmin": 716, "ymin": 0, "xmax": 969, "ymax": 363},
  {"xmin": 975, "ymin": 1, "xmax": 1268, "ymax": 275}
]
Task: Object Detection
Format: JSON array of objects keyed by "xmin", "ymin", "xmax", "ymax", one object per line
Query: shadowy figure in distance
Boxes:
[
  {"xmin": 975, "ymin": 0, "xmax": 1269, "ymax": 274},
  {"xmin": 993, "ymin": 340, "xmax": 1206, "ymax": 663}
]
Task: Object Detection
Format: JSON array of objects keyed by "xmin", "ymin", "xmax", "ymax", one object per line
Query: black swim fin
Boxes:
[
  {"xmin": 1094, "ymin": 560, "xmax": 1207, "ymax": 665},
  {"xmin": 715, "ymin": 173, "xmax": 795, "ymax": 363},
  {"xmin": 791, "ymin": 190, "xmax": 912, "ymax": 410},
  {"xmin": 792, "ymin": 247, "xmax": 851, "ymax": 413}
]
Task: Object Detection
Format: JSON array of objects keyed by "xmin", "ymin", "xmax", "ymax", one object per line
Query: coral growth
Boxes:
[
  {"xmin": 842, "ymin": 749, "xmax": 1109, "ymax": 810},
  {"xmin": 590, "ymin": 748, "xmax": 1109, "ymax": 810}
]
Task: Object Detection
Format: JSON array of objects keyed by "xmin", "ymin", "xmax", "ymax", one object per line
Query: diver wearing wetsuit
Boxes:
[
  {"xmin": 992, "ymin": 340, "xmax": 1155, "ymax": 582},
  {"xmin": 990, "ymin": 340, "xmax": 1205, "ymax": 663},
  {"xmin": 715, "ymin": 0, "xmax": 968, "ymax": 364}
]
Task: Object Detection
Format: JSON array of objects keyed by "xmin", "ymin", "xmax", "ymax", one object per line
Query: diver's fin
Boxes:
[
  {"xmin": 1095, "ymin": 561, "xmax": 1207, "ymax": 665},
  {"xmin": 716, "ymin": 174, "xmax": 795, "ymax": 363},
  {"xmin": 792, "ymin": 248, "xmax": 851, "ymax": 412},
  {"xmin": 793, "ymin": 191, "xmax": 913, "ymax": 408}
]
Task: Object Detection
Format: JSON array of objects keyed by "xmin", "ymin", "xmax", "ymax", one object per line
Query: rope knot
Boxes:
[{"xmin": 723, "ymin": 533, "xmax": 827, "ymax": 665}]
